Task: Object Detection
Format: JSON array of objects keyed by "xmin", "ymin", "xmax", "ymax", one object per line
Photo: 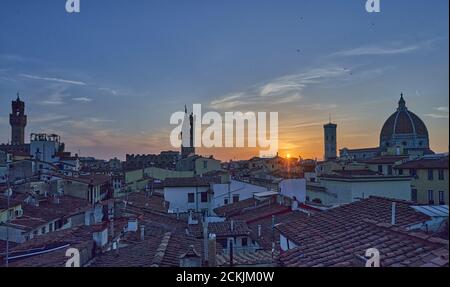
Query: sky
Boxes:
[{"xmin": 0, "ymin": 0, "xmax": 448, "ymax": 161}]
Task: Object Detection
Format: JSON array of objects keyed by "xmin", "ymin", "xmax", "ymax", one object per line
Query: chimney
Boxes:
[
  {"xmin": 140, "ymin": 225, "xmax": 145, "ymax": 241},
  {"xmin": 230, "ymin": 220, "xmax": 234, "ymax": 232},
  {"xmin": 109, "ymin": 219, "xmax": 114, "ymax": 238},
  {"xmin": 208, "ymin": 233, "xmax": 217, "ymax": 267},
  {"xmin": 258, "ymin": 225, "xmax": 262, "ymax": 238},
  {"xmin": 203, "ymin": 220, "xmax": 209, "ymax": 263},
  {"xmin": 391, "ymin": 202, "xmax": 396, "ymax": 225}
]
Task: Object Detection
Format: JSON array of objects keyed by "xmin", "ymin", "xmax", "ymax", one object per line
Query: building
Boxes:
[
  {"xmin": 323, "ymin": 122, "xmax": 337, "ymax": 161},
  {"xmin": 9, "ymin": 94, "xmax": 27, "ymax": 145},
  {"xmin": 394, "ymin": 155, "xmax": 449, "ymax": 205},
  {"xmin": 163, "ymin": 177, "xmax": 213, "ymax": 214},
  {"xmin": 30, "ymin": 133, "xmax": 65, "ymax": 163},
  {"xmin": 0, "ymin": 95, "xmax": 30, "ymax": 156},
  {"xmin": 55, "ymin": 174, "xmax": 111, "ymax": 204},
  {"xmin": 176, "ymin": 155, "xmax": 222, "ymax": 176},
  {"xmin": 307, "ymin": 169, "xmax": 413, "ymax": 206},
  {"xmin": 340, "ymin": 94, "xmax": 434, "ymax": 160}
]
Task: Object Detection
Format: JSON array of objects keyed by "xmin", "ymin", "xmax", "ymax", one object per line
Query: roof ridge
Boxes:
[
  {"xmin": 365, "ymin": 219, "xmax": 449, "ymax": 246},
  {"xmin": 150, "ymin": 232, "xmax": 172, "ymax": 267}
]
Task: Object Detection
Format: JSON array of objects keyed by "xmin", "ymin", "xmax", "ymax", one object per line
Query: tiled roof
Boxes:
[
  {"xmin": 124, "ymin": 192, "xmax": 169, "ymax": 213},
  {"xmin": 217, "ymin": 250, "xmax": 278, "ymax": 267},
  {"xmin": 361, "ymin": 156, "xmax": 409, "ymax": 165},
  {"xmin": 189, "ymin": 221, "xmax": 251, "ymax": 238},
  {"xmin": 276, "ymin": 197, "xmax": 431, "ymax": 247},
  {"xmin": 395, "ymin": 156, "xmax": 449, "ymax": 170},
  {"xmin": 91, "ymin": 231, "xmax": 204, "ymax": 267},
  {"xmin": 228, "ymin": 203, "xmax": 309, "ymax": 251},
  {"xmin": 213, "ymin": 197, "xmax": 277, "ymax": 217},
  {"xmin": 279, "ymin": 220, "xmax": 449, "ymax": 267},
  {"xmin": 4, "ymin": 196, "xmax": 92, "ymax": 230},
  {"xmin": 164, "ymin": 177, "xmax": 210, "ymax": 188}
]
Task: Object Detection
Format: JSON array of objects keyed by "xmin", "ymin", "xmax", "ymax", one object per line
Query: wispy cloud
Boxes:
[
  {"xmin": 72, "ymin": 97, "xmax": 93, "ymax": 103},
  {"xmin": 20, "ymin": 73, "xmax": 87, "ymax": 86},
  {"xmin": 210, "ymin": 67, "xmax": 347, "ymax": 110},
  {"xmin": 435, "ymin": 106, "xmax": 449, "ymax": 112},
  {"xmin": 32, "ymin": 114, "xmax": 69, "ymax": 123},
  {"xmin": 98, "ymin": 87, "xmax": 118, "ymax": 95},
  {"xmin": 424, "ymin": 113, "xmax": 449, "ymax": 119},
  {"xmin": 331, "ymin": 39, "xmax": 440, "ymax": 57}
]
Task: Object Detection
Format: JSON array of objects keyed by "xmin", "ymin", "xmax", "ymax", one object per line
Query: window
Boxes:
[
  {"xmin": 41, "ymin": 226, "xmax": 46, "ymax": 234},
  {"xmin": 398, "ymin": 168, "xmax": 404, "ymax": 176},
  {"xmin": 438, "ymin": 169, "xmax": 445, "ymax": 181},
  {"xmin": 428, "ymin": 190, "xmax": 434, "ymax": 205},
  {"xmin": 387, "ymin": 165, "xmax": 393, "ymax": 175},
  {"xmin": 203, "ymin": 161, "xmax": 208, "ymax": 169},
  {"xmin": 439, "ymin": 191, "xmax": 445, "ymax": 205},
  {"xmin": 201, "ymin": 192, "xmax": 208, "ymax": 203},
  {"xmin": 224, "ymin": 198, "xmax": 229, "ymax": 205},
  {"xmin": 428, "ymin": 169, "xmax": 434, "ymax": 181},
  {"xmin": 188, "ymin": 193, "xmax": 195, "ymax": 203},
  {"xmin": 378, "ymin": 165, "xmax": 383, "ymax": 174},
  {"xmin": 241, "ymin": 238, "xmax": 248, "ymax": 247},
  {"xmin": 411, "ymin": 189, "xmax": 418, "ymax": 202},
  {"xmin": 410, "ymin": 169, "xmax": 417, "ymax": 178},
  {"xmin": 233, "ymin": 195, "xmax": 240, "ymax": 203}
]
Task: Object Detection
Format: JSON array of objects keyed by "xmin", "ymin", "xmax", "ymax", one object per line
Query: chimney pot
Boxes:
[{"xmin": 391, "ymin": 202, "xmax": 397, "ymax": 225}]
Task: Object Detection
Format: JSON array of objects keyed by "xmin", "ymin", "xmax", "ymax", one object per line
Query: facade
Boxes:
[
  {"xmin": 176, "ymin": 155, "xmax": 222, "ymax": 176},
  {"xmin": 395, "ymin": 155, "xmax": 449, "ymax": 205},
  {"xmin": 163, "ymin": 177, "xmax": 212, "ymax": 214},
  {"xmin": 307, "ymin": 170, "xmax": 413, "ymax": 206},
  {"xmin": 212, "ymin": 180, "xmax": 268, "ymax": 209},
  {"xmin": 323, "ymin": 122, "xmax": 337, "ymax": 161}
]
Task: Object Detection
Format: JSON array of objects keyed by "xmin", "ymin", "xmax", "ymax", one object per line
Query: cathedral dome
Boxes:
[{"xmin": 379, "ymin": 94, "xmax": 430, "ymax": 150}]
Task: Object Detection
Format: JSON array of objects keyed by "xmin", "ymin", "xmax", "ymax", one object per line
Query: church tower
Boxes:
[
  {"xmin": 9, "ymin": 94, "xmax": 27, "ymax": 145},
  {"xmin": 324, "ymin": 121, "xmax": 337, "ymax": 161}
]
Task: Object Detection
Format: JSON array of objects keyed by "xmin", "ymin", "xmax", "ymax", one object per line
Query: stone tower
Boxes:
[
  {"xmin": 324, "ymin": 122, "xmax": 337, "ymax": 161},
  {"xmin": 9, "ymin": 94, "xmax": 27, "ymax": 145},
  {"xmin": 181, "ymin": 105, "xmax": 195, "ymax": 159}
]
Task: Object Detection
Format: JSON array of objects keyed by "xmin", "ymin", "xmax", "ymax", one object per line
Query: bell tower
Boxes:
[{"xmin": 9, "ymin": 93, "xmax": 27, "ymax": 145}]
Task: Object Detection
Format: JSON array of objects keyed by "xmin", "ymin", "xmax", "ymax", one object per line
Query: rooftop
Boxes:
[
  {"xmin": 164, "ymin": 177, "xmax": 211, "ymax": 188},
  {"xmin": 279, "ymin": 220, "xmax": 448, "ymax": 267},
  {"xmin": 276, "ymin": 196, "xmax": 431, "ymax": 247},
  {"xmin": 395, "ymin": 156, "xmax": 449, "ymax": 170}
]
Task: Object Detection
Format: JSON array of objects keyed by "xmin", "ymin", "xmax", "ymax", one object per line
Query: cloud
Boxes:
[
  {"xmin": 72, "ymin": 97, "xmax": 93, "ymax": 103},
  {"xmin": 435, "ymin": 106, "xmax": 449, "ymax": 112},
  {"xmin": 424, "ymin": 113, "xmax": 449, "ymax": 119},
  {"xmin": 330, "ymin": 39, "xmax": 441, "ymax": 57},
  {"xmin": 210, "ymin": 67, "xmax": 347, "ymax": 110},
  {"xmin": 333, "ymin": 45, "xmax": 420, "ymax": 57},
  {"xmin": 39, "ymin": 93, "xmax": 66, "ymax": 105},
  {"xmin": 20, "ymin": 73, "xmax": 87, "ymax": 86},
  {"xmin": 98, "ymin": 87, "xmax": 118, "ymax": 95},
  {"xmin": 32, "ymin": 114, "xmax": 69, "ymax": 123}
]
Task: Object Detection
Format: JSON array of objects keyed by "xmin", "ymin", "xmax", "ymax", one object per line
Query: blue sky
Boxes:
[{"xmin": 0, "ymin": 0, "xmax": 448, "ymax": 160}]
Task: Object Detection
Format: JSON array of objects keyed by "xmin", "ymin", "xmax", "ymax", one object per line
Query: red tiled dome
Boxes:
[{"xmin": 380, "ymin": 95, "xmax": 429, "ymax": 139}]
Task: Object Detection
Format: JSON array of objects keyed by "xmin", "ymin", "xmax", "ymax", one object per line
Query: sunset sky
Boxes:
[{"xmin": 1, "ymin": 0, "xmax": 449, "ymax": 161}]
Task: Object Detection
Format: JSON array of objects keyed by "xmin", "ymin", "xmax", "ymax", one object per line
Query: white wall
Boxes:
[
  {"xmin": 280, "ymin": 179, "xmax": 306, "ymax": 203},
  {"xmin": 319, "ymin": 178, "xmax": 412, "ymax": 205},
  {"xmin": 212, "ymin": 180, "xmax": 268, "ymax": 209},
  {"xmin": 164, "ymin": 186, "xmax": 210, "ymax": 213}
]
